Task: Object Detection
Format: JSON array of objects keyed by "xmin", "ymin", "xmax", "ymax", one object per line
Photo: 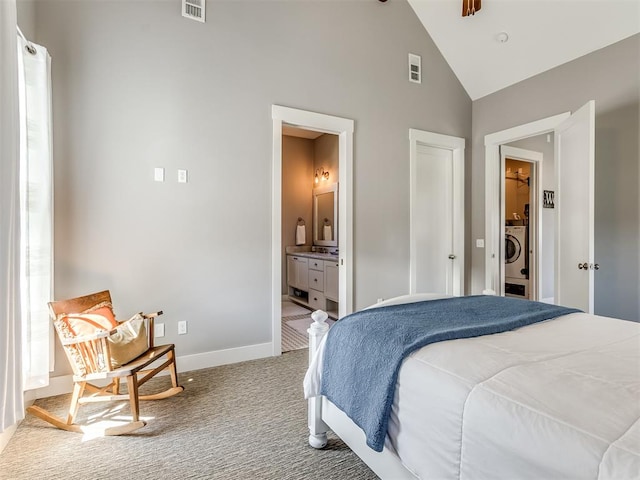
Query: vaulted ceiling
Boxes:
[{"xmin": 407, "ymin": 0, "xmax": 640, "ymax": 100}]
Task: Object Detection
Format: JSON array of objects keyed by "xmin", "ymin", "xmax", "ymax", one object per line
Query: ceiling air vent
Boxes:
[
  {"xmin": 408, "ymin": 53, "xmax": 421, "ymax": 84},
  {"xmin": 182, "ymin": 0, "xmax": 205, "ymax": 23}
]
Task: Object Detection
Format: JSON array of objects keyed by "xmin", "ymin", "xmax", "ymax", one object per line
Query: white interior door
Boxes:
[
  {"xmin": 554, "ymin": 100, "xmax": 595, "ymax": 312},
  {"xmin": 410, "ymin": 130, "xmax": 465, "ymax": 296},
  {"xmin": 415, "ymin": 145, "xmax": 453, "ymax": 294}
]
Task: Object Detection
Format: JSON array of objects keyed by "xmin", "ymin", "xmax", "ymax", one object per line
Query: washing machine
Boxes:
[
  {"xmin": 505, "ymin": 279, "xmax": 529, "ymax": 299},
  {"xmin": 505, "ymin": 225, "xmax": 529, "ymax": 299},
  {"xmin": 505, "ymin": 226, "xmax": 527, "ymax": 278}
]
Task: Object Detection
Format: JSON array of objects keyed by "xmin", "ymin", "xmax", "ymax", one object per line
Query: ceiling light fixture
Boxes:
[{"xmin": 462, "ymin": 0, "xmax": 481, "ymax": 17}]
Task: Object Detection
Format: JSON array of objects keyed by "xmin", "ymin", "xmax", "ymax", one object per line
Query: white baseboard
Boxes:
[
  {"xmin": 34, "ymin": 374, "xmax": 75, "ymax": 399},
  {"xmin": 33, "ymin": 341, "xmax": 274, "ymax": 400},
  {"xmin": 176, "ymin": 342, "xmax": 273, "ymax": 373},
  {"xmin": 0, "ymin": 423, "xmax": 19, "ymax": 455}
]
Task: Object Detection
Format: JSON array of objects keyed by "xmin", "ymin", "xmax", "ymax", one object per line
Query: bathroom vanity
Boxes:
[
  {"xmin": 286, "ymin": 182, "xmax": 339, "ymax": 318},
  {"xmin": 287, "ymin": 250, "xmax": 339, "ymax": 319}
]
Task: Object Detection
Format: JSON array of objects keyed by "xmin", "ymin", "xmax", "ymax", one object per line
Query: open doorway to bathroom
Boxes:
[
  {"xmin": 271, "ymin": 106, "xmax": 354, "ymax": 356},
  {"xmin": 281, "ymin": 126, "xmax": 338, "ymax": 352}
]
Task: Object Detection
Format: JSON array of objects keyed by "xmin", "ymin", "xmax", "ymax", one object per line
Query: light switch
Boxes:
[
  {"xmin": 476, "ymin": 239, "xmax": 485, "ymax": 248},
  {"xmin": 178, "ymin": 321, "xmax": 187, "ymax": 335},
  {"xmin": 154, "ymin": 167, "xmax": 165, "ymax": 182},
  {"xmin": 178, "ymin": 169, "xmax": 188, "ymax": 183}
]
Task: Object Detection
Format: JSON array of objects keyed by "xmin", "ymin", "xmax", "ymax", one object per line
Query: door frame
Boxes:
[
  {"xmin": 409, "ymin": 129, "xmax": 465, "ymax": 296},
  {"xmin": 484, "ymin": 112, "xmax": 569, "ymax": 295},
  {"xmin": 272, "ymin": 105, "xmax": 354, "ymax": 356},
  {"xmin": 500, "ymin": 145, "xmax": 542, "ymax": 300}
]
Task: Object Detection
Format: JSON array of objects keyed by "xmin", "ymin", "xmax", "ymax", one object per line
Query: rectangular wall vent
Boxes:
[
  {"xmin": 408, "ymin": 53, "xmax": 421, "ymax": 84},
  {"xmin": 182, "ymin": 0, "xmax": 205, "ymax": 23}
]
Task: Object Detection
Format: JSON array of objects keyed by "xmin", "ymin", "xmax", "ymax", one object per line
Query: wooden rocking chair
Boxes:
[{"xmin": 27, "ymin": 290, "xmax": 184, "ymax": 435}]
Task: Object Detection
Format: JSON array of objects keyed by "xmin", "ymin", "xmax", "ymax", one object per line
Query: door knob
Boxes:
[
  {"xmin": 448, "ymin": 254, "xmax": 456, "ymax": 259},
  {"xmin": 578, "ymin": 262, "xmax": 599, "ymax": 270}
]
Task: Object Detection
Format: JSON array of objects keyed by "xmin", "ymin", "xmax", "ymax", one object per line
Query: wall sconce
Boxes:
[{"xmin": 314, "ymin": 168, "xmax": 329, "ymax": 184}]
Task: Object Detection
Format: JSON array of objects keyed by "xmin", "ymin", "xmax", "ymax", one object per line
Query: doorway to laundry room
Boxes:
[
  {"xmin": 500, "ymin": 140, "xmax": 550, "ymax": 303},
  {"xmin": 503, "ymin": 153, "xmax": 535, "ymax": 300},
  {"xmin": 486, "ymin": 102, "xmax": 595, "ymax": 312}
]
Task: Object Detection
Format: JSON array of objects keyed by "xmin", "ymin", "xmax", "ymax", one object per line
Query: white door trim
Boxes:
[
  {"xmin": 409, "ymin": 129, "xmax": 465, "ymax": 296},
  {"xmin": 272, "ymin": 105, "xmax": 354, "ymax": 356},
  {"xmin": 500, "ymin": 145, "xmax": 543, "ymax": 300},
  {"xmin": 484, "ymin": 112, "xmax": 569, "ymax": 295}
]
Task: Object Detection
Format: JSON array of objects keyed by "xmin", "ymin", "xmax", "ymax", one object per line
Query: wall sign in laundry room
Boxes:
[{"xmin": 543, "ymin": 190, "xmax": 555, "ymax": 208}]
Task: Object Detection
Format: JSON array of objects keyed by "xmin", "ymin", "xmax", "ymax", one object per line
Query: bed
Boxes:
[{"xmin": 304, "ymin": 294, "xmax": 640, "ymax": 479}]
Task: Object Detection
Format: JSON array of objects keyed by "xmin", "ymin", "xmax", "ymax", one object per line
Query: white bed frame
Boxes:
[{"xmin": 307, "ymin": 310, "xmax": 417, "ymax": 479}]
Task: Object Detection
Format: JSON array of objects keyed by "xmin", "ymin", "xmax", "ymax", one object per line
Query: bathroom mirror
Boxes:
[{"xmin": 313, "ymin": 183, "xmax": 338, "ymax": 247}]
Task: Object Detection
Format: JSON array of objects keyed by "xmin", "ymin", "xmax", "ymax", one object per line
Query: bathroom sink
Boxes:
[
  {"xmin": 291, "ymin": 251, "xmax": 338, "ymax": 260},
  {"xmin": 314, "ymin": 252, "xmax": 339, "ymax": 258}
]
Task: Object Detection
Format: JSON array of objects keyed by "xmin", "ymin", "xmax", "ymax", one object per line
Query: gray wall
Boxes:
[
  {"xmin": 472, "ymin": 34, "xmax": 640, "ymax": 321},
  {"xmin": 32, "ymin": 0, "xmax": 471, "ymax": 375},
  {"xmin": 281, "ymin": 135, "xmax": 313, "ymax": 292},
  {"xmin": 16, "ymin": 0, "xmax": 35, "ymax": 40}
]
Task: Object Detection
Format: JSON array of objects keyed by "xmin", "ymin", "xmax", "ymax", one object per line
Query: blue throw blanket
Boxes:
[{"xmin": 319, "ymin": 295, "xmax": 581, "ymax": 452}]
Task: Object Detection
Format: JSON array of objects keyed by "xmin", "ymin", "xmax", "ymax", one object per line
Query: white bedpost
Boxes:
[{"xmin": 308, "ymin": 310, "xmax": 330, "ymax": 449}]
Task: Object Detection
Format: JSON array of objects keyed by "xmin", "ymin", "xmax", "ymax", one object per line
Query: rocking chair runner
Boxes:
[{"xmin": 27, "ymin": 290, "xmax": 184, "ymax": 435}]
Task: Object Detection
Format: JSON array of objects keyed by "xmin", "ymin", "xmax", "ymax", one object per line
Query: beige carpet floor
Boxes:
[{"xmin": 0, "ymin": 349, "xmax": 377, "ymax": 479}]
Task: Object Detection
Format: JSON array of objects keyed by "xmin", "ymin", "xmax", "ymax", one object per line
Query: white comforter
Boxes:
[{"xmin": 305, "ymin": 297, "xmax": 640, "ymax": 479}]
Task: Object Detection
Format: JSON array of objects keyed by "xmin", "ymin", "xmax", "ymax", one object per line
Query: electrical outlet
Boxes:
[
  {"xmin": 178, "ymin": 321, "xmax": 187, "ymax": 335},
  {"xmin": 154, "ymin": 323, "xmax": 165, "ymax": 338},
  {"xmin": 178, "ymin": 169, "xmax": 188, "ymax": 183}
]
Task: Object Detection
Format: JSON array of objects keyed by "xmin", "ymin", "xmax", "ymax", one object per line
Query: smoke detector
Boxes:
[{"xmin": 497, "ymin": 32, "xmax": 509, "ymax": 43}]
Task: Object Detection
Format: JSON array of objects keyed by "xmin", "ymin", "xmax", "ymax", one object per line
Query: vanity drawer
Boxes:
[
  {"xmin": 308, "ymin": 289, "xmax": 326, "ymax": 310},
  {"xmin": 308, "ymin": 270, "xmax": 324, "ymax": 290},
  {"xmin": 308, "ymin": 259, "xmax": 324, "ymax": 271}
]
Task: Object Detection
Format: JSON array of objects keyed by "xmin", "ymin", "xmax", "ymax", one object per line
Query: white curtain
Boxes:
[
  {"xmin": 0, "ymin": 0, "xmax": 24, "ymax": 432},
  {"xmin": 17, "ymin": 34, "xmax": 54, "ymax": 390}
]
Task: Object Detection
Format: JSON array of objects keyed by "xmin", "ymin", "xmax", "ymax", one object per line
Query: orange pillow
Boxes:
[
  {"xmin": 58, "ymin": 305, "xmax": 117, "ymax": 337},
  {"xmin": 85, "ymin": 304, "xmax": 117, "ymax": 324}
]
